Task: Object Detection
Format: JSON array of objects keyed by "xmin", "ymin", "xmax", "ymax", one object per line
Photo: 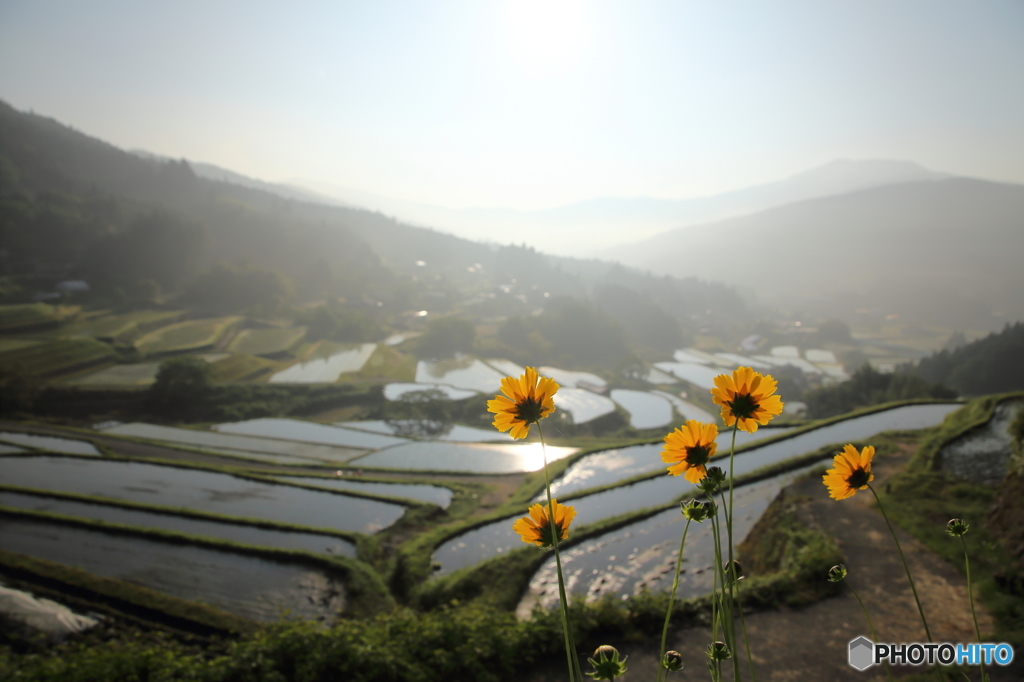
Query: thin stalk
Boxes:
[
  {"xmin": 656, "ymin": 517, "xmax": 692, "ymax": 682},
  {"xmin": 959, "ymin": 535, "xmax": 987, "ymax": 682},
  {"xmin": 847, "ymin": 580, "xmax": 894, "ymax": 682},
  {"xmin": 868, "ymin": 485, "xmax": 933, "ymax": 643},
  {"xmin": 724, "ymin": 427, "xmax": 748, "ymax": 681},
  {"xmin": 537, "ymin": 423, "xmax": 582, "ymax": 682},
  {"xmin": 736, "ymin": 593, "xmax": 756, "ymax": 682},
  {"xmin": 710, "ymin": 511, "xmax": 737, "ymax": 677}
]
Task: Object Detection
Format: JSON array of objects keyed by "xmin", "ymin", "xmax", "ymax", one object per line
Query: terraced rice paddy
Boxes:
[
  {"xmin": 552, "ymin": 388, "xmax": 617, "ymax": 424},
  {"xmin": 0, "ymin": 432, "xmax": 101, "ymax": 456},
  {"xmin": 650, "ymin": 391, "xmax": 717, "ymax": 423},
  {"xmin": 272, "ymin": 477, "xmax": 453, "ymax": 508},
  {"xmin": 544, "ymin": 426, "xmax": 795, "ymax": 500},
  {"xmin": 63, "ymin": 362, "xmax": 163, "ymax": 386},
  {"xmin": 652, "ymin": 362, "xmax": 723, "ymax": 391},
  {"xmin": 383, "ymin": 383, "xmax": 478, "ymax": 401},
  {"xmin": 350, "ymin": 441, "xmax": 578, "ymax": 474},
  {"xmin": 269, "ymin": 343, "xmax": 376, "ymax": 383},
  {"xmin": 609, "ymin": 389, "xmax": 673, "ymax": 429},
  {"xmin": 102, "ymin": 422, "xmax": 368, "ymax": 464},
  {"xmin": 0, "ymin": 338, "xmax": 115, "ymax": 377},
  {"xmin": 0, "ymin": 490, "xmax": 356, "ymax": 556},
  {"xmin": 432, "ymin": 402, "xmax": 961, "ymax": 575},
  {"xmin": 228, "ymin": 327, "xmax": 307, "ymax": 356},
  {"xmin": 213, "ymin": 418, "xmax": 407, "ymax": 450},
  {"xmin": 0, "ymin": 303, "xmax": 65, "ymax": 332},
  {"xmin": 516, "ymin": 463, "xmax": 821, "ymax": 615},
  {"xmin": 336, "ymin": 420, "xmax": 512, "ymax": 443},
  {"xmin": 415, "ymin": 357, "xmax": 506, "ymax": 393},
  {"xmin": 134, "ymin": 317, "xmax": 241, "ymax": 355},
  {"xmin": 1, "ymin": 456, "xmax": 407, "ymax": 534},
  {"xmin": 60, "ymin": 310, "xmax": 184, "ymax": 341},
  {"xmin": 0, "ymin": 517, "xmax": 348, "ymax": 622}
]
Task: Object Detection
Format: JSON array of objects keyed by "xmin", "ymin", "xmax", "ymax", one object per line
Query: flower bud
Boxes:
[
  {"xmin": 946, "ymin": 518, "xmax": 969, "ymax": 537},
  {"xmin": 681, "ymin": 498, "xmax": 709, "ymax": 522},
  {"xmin": 699, "ymin": 466, "xmax": 727, "ymax": 494},
  {"xmin": 827, "ymin": 564, "xmax": 847, "ymax": 583},
  {"xmin": 587, "ymin": 644, "xmax": 628, "ymax": 680},
  {"xmin": 662, "ymin": 650, "xmax": 684, "ymax": 672},
  {"xmin": 705, "ymin": 641, "xmax": 731, "ymax": 662},
  {"xmin": 723, "ymin": 560, "xmax": 744, "ymax": 584}
]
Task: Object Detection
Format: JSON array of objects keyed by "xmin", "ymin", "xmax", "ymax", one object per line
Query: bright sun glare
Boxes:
[{"xmin": 499, "ymin": 0, "xmax": 591, "ymax": 72}]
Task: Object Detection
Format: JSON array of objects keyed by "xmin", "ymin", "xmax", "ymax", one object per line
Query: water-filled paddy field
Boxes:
[
  {"xmin": 0, "ymin": 456, "xmax": 407, "ymax": 534},
  {"xmin": 349, "ymin": 441, "xmax": 578, "ymax": 474},
  {"xmin": 213, "ymin": 418, "xmax": 407, "ymax": 450},
  {"xmin": 102, "ymin": 422, "xmax": 369, "ymax": 464},
  {"xmin": 268, "ymin": 343, "xmax": 376, "ymax": 383},
  {"xmin": 0, "ymin": 516, "xmax": 346, "ymax": 622},
  {"xmin": 0, "ymin": 490, "xmax": 356, "ymax": 556},
  {"xmin": 432, "ymin": 402, "xmax": 961, "ymax": 575},
  {"xmin": 543, "ymin": 425, "xmax": 795, "ymax": 500},
  {"xmin": 516, "ymin": 463, "xmax": 822, "ymax": 616},
  {"xmin": 0, "ymin": 432, "xmax": 101, "ymax": 456},
  {"xmin": 271, "ymin": 476, "xmax": 453, "ymax": 508}
]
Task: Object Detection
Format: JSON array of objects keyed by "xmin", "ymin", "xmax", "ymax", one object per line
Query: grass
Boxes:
[
  {"xmin": 227, "ymin": 326, "xmax": 307, "ymax": 356},
  {"xmin": 877, "ymin": 469, "xmax": 1024, "ymax": 649},
  {"xmin": 346, "ymin": 343, "xmax": 416, "ymax": 382},
  {"xmin": 57, "ymin": 310, "xmax": 185, "ymax": 342},
  {"xmin": 0, "ymin": 338, "xmax": 115, "ymax": 378},
  {"xmin": 60, "ymin": 361, "xmax": 162, "ymax": 386},
  {"xmin": 134, "ymin": 316, "xmax": 242, "ymax": 356},
  {"xmin": 206, "ymin": 353, "xmax": 281, "ymax": 382},
  {"xmin": 0, "ymin": 303, "xmax": 74, "ymax": 332}
]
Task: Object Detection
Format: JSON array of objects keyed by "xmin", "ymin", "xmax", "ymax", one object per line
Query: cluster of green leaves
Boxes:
[
  {"xmin": 292, "ymin": 304, "xmax": 385, "ymax": 344},
  {"xmin": 914, "ymin": 322, "xmax": 1024, "ymax": 396},
  {"xmin": 804, "ymin": 364, "xmax": 956, "ymax": 418}
]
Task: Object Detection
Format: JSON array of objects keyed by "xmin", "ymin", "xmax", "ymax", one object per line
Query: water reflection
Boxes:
[{"xmin": 1, "ymin": 456, "xmax": 406, "ymax": 534}]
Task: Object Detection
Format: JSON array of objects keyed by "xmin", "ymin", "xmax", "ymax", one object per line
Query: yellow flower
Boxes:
[
  {"xmin": 486, "ymin": 366, "xmax": 559, "ymax": 440},
  {"xmin": 710, "ymin": 366, "xmax": 784, "ymax": 433},
  {"xmin": 823, "ymin": 444, "xmax": 875, "ymax": 500},
  {"xmin": 513, "ymin": 499, "xmax": 576, "ymax": 547},
  {"xmin": 661, "ymin": 420, "xmax": 719, "ymax": 484}
]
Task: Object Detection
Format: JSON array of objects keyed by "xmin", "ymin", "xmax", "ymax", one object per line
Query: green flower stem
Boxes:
[
  {"xmin": 847, "ymin": 580, "xmax": 894, "ymax": 682},
  {"xmin": 710, "ymin": 511, "xmax": 738, "ymax": 679},
  {"xmin": 868, "ymin": 484, "xmax": 933, "ymax": 643},
  {"xmin": 537, "ymin": 423, "xmax": 582, "ymax": 682},
  {"xmin": 724, "ymin": 426, "xmax": 749, "ymax": 682},
  {"xmin": 736, "ymin": 591, "xmax": 756, "ymax": 682},
  {"xmin": 656, "ymin": 517, "xmax": 692, "ymax": 682},
  {"xmin": 959, "ymin": 535, "xmax": 987, "ymax": 682}
]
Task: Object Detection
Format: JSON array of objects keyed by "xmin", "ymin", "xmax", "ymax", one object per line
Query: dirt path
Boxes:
[{"xmin": 531, "ymin": 440, "xmax": 1018, "ymax": 681}]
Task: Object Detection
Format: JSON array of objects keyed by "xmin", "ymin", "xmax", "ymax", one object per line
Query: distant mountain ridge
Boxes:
[
  {"xmin": 291, "ymin": 159, "xmax": 953, "ymax": 255},
  {"xmin": 610, "ymin": 176, "xmax": 1024, "ymax": 329}
]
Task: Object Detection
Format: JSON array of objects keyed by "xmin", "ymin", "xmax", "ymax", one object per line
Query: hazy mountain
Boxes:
[
  {"xmin": 0, "ymin": 100, "xmax": 747, "ymax": 345},
  {"xmin": 293, "ymin": 159, "xmax": 951, "ymax": 255},
  {"xmin": 130, "ymin": 150, "xmax": 353, "ymax": 208},
  {"xmin": 610, "ymin": 178, "xmax": 1024, "ymax": 329}
]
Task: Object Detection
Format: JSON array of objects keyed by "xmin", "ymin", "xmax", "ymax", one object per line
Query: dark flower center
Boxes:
[
  {"xmin": 728, "ymin": 393, "xmax": 759, "ymax": 420},
  {"xmin": 515, "ymin": 397, "xmax": 545, "ymax": 424},
  {"xmin": 846, "ymin": 468, "xmax": 871, "ymax": 489},
  {"xmin": 685, "ymin": 444, "xmax": 711, "ymax": 467},
  {"xmin": 537, "ymin": 519, "xmax": 564, "ymax": 547}
]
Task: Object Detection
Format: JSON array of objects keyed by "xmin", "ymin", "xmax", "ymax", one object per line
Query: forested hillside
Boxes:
[
  {"xmin": 0, "ymin": 101, "xmax": 746, "ymax": 366},
  {"xmin": 913, "ymin": 322, "xmax": 1024, "ymax": 396}
]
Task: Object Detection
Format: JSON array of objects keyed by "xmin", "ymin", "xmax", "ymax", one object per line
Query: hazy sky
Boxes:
[{"xmin": 1, "ymin": 0, "xmax": 1022, "ymax": 210}]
